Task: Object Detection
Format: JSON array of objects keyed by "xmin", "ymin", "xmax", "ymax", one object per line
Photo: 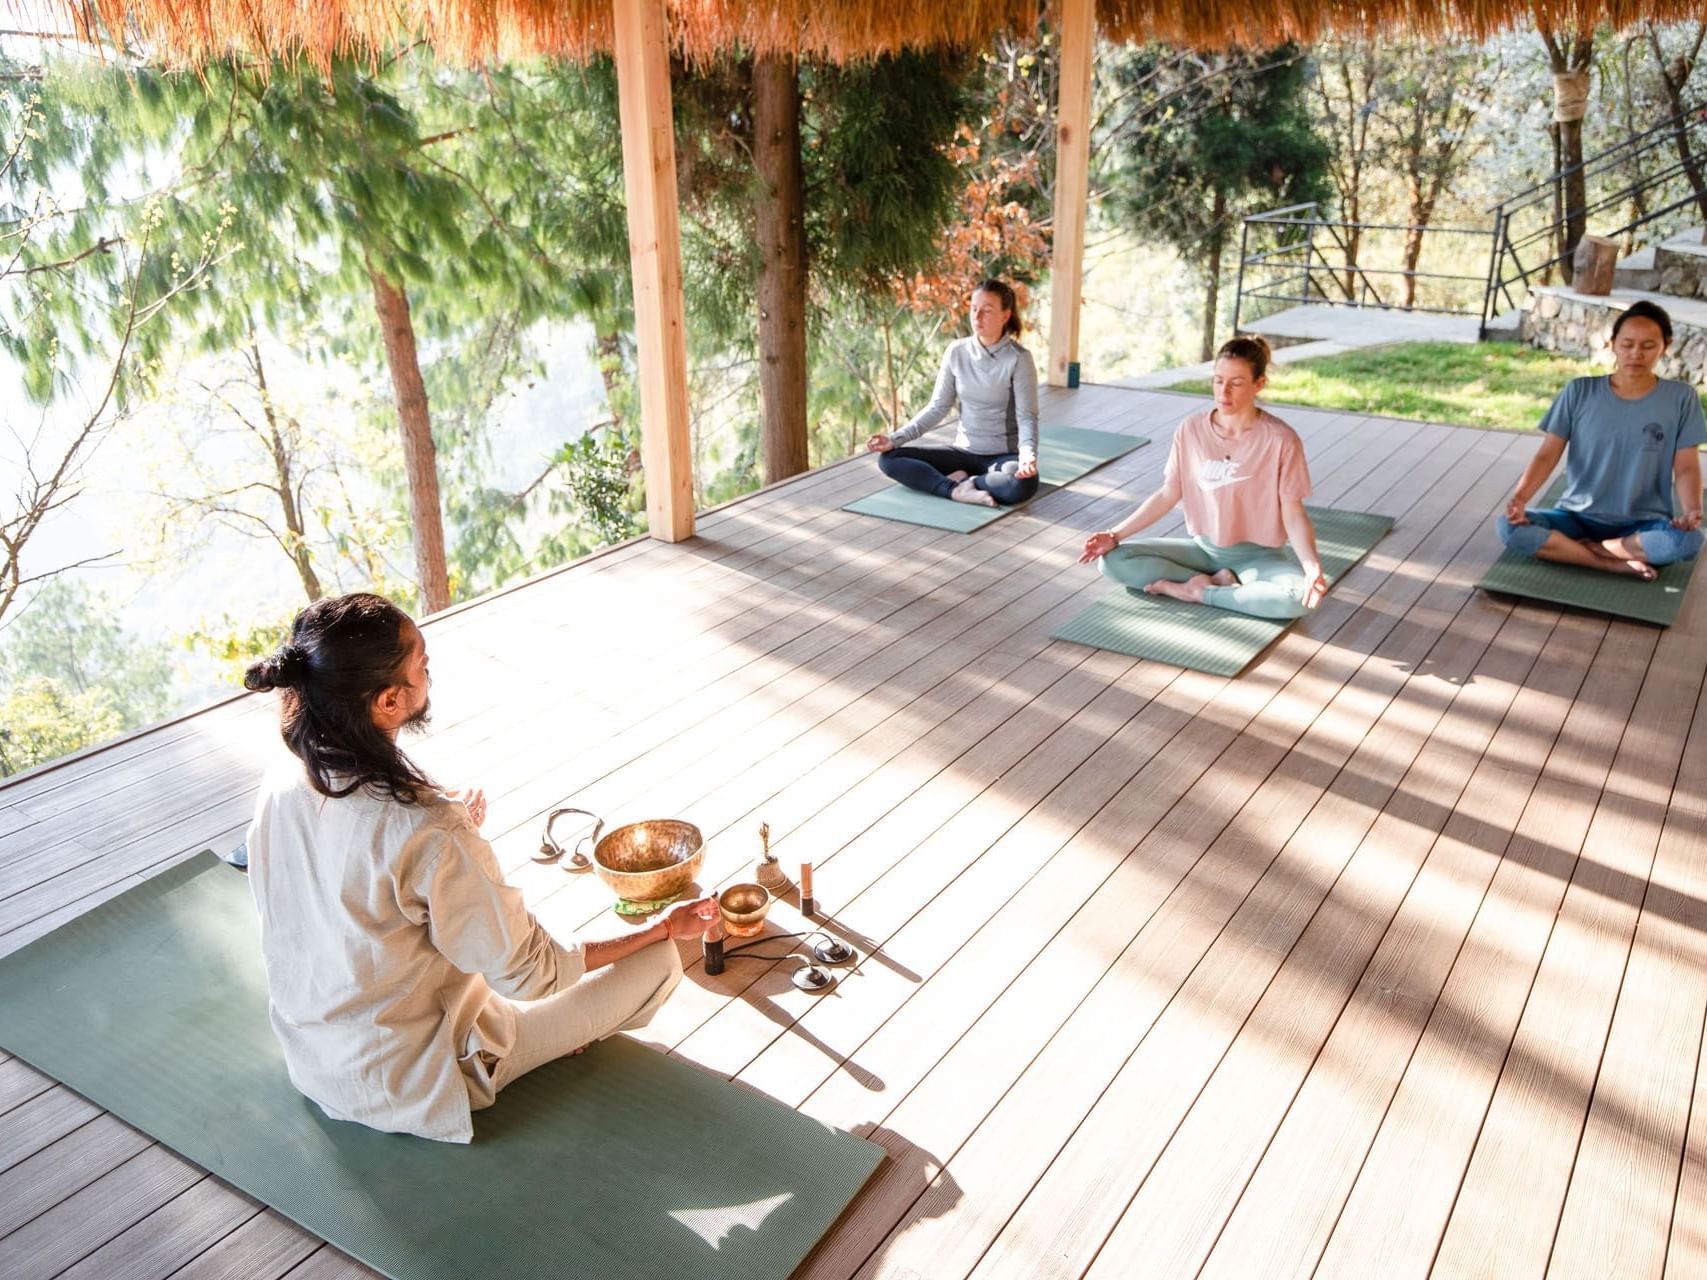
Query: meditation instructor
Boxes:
[{"xmin": 243, "ymin": 592, "xmax": 714, "ymax": 1143}]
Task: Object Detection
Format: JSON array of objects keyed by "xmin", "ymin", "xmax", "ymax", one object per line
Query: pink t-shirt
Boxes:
[{"xmin": 1166, "ymin": 408, "xmax": 1312, "ymax": 547}]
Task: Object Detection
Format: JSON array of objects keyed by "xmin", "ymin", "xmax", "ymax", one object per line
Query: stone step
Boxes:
[
  {"xmin": 1654, "ymin": 227, "xmax": 1707, "ymax": 300},
  {"xmin": 1482, "ymin": 307, "xmax": 1524, "ymax": 343},
  {"xmin": 1615, "ymin": 244, "xmax": 1658, "ymax": 292}
]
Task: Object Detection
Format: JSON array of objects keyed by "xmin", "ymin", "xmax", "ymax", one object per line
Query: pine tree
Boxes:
[
  {"xmin": 1101, "ymin": 44, "xmax": 1331, "ymax": 361},
  {"xmin": 12, "ymin": 54, "xmax": 627, "ymax": 614}
]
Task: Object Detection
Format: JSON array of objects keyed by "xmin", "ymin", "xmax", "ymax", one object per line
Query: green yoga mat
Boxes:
[
  {"xmin": 0, "ymin": 854, "xmax": 883, "ymax": 1280},
  {"xmin": 1051, "ymin": 506, "xmax": 1397, "ymax": 677},
  {"xmin": 1477, "ymin": 478, "xmax": 1703, "ymax": 627},
  {"xmin": 844, "ymin": 425, "xmax": 1150, "ymax": 531}
]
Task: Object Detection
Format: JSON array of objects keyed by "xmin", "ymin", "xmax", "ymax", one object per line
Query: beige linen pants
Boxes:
[{"xmin": 462, "ymin": 939, "xmax": 684, "ymax": 1103}]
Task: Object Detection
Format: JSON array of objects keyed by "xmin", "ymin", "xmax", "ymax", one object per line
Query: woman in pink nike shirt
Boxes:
[{"xmin": 1079, "ymin": 336, "xmax": 1326, "ymax": 619}]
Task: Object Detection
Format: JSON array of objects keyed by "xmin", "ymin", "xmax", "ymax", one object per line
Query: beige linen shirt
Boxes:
[{"xmin": 245, "ymin": 756, "xmax": 584, "ymax": 1143}]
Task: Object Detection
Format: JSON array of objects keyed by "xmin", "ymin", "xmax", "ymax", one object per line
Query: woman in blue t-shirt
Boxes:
[{"xmin": 1498, "ymin": 299, "xmax": 1705, "ymax": 579}]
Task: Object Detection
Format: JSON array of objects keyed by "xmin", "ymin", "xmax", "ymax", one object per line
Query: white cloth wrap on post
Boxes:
[{"xmin": 1553, "ymin": 70, "xmax": 1590, "ymax": 124}]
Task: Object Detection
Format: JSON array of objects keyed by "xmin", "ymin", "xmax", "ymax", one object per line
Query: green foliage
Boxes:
[
  {"xmin": 1166, "ymin": 342, "xmax": 1640, "ymax": 432},
  {"xmin": 804, "ymin": 52, "xmax": 970, "ymax": 290},
  {"xmin": 0, "ymin": 676, "xmax": 125, "ymax": 777},
  {"xmin": 180, "ymin": 613, "xmax": 294, "ymax": 685},
  {"xmin": 554, "ymin": 430, "xmax": 641, "ymax": 545},
  {"xmin": 0, "ymin": 579, "xmax": 177, "ymax": 728},
  {"xmin": 1099, "ymin": 45, "xmax": 1332, "ymax": 277},
  {"xmin": 672, "ymin": 51, "xmax": 974, "ymax": 348}
]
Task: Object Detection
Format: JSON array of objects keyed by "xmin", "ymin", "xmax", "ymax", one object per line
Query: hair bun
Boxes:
[{"xmin": 243, "ymin": 642, "xmax": 308, "ymax": 693}]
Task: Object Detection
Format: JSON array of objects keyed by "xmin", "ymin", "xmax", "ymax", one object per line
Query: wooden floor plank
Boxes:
[
  {"xmin": 1548, "ymin": 673, "xmax": 1707, "ymax": 1279},
  {"xmin": 1429, "ymin": 579, "xmax": 1707, "ymax": 1276},
  {"xmin": 1313, "ymin": 621, "xmax": 1661, "ymax": 1277},
  {"xmin": 0, "ymin": 1115, "xmax": 155, "ymax": 1237},
  {"xmin": 0, "ymin": 1086, "xmax": 102, "ymax": 1176},
  {"xmin": 1198, "ymin": 609, "xmax": 1606, "ymax": 1280},
  {"xmin": 166, "ymin": 1210, "xmax": 319, "ymax": 1280},
  {"xmin": 1084, "ymin": 594, "xmax": 1559, "ymax": 1278},
  {"xmin": 0, "ymin": 1058, "xmax": 55, "ymax": 1116},
  {"xmin": 168, "ymin": 1215, "xmax": 324, "ymax": 1280},
  {"xmin": 0, "ymin": 1145, "xmax": 201, "ymax": 1279},
  {"xmin": 59, "ymin": 1178, "xmax": 255, "ymax": 1280}
]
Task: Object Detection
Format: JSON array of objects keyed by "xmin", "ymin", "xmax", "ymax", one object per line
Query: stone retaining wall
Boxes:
[
  {"xmin": 1655, "ymin": 240, "xmax": 1707, "ymax": 301},
  {"xmin": 1521, "ymin": 287, "xmax": 1707, "ymax": 387}
]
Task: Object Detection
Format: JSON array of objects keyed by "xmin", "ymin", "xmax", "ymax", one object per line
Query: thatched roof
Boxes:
[{"xmin": 62, "ymin": 0, "xmax": 1707, "ymax": 65}]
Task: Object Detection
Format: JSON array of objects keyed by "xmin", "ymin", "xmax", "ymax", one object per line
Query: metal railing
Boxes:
[
  {"xmin": 1231, "ymin": 203, "xmax": 1493, "ymax": 335},
  {"xmin": 1233, "ymin": 103, "xmax": 1707, "ymax": 342},
  {"xmin": 1481, "ymin": 102, "xmax": 1707, "ymax": 334}
]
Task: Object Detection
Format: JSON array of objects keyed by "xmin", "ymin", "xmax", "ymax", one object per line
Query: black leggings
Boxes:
[{"xmin": 877, "ymin": 446, "xmax": 1040, "ymax": 506}]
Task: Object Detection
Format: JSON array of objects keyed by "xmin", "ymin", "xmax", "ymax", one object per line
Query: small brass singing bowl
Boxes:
[
  {"xmin": 591, "ymin": 820, "xmax": 705, "ymax": 904},
  {"xmin": 718, "ymin": 883, "xmax": 773, "ymax": 938}
]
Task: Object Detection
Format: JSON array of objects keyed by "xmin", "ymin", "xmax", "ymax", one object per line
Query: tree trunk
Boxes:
[
  {"xmin": 250, "ymin": 339, "xmax": 322, "ymax": 602},
  {"xmin": 753, "ymin": 53, "xmax": 810, "ymax": 485},
  {"xmin": 1201, "ymin": 186, "xmax": 1227, "ymax": 362},
  {"xmin": 1401, "ymin": 183, "xmax": 1441, "ymax": 309},
  {"xmin": 367, "ymin": 264, "xmax": 451, "ymax": 615},
  {"xmin": 1648, "ymin": 24, "xmax": 1707, "ymax": 224},
  {"xmin": 1542, "ymin": 28, "xmax": 1594, "ymax": 286},
  {"xmin": 1343, "ymin": 219, "xmax": 1361, "ymax": 302},
  {"xmin": 1559, "ymin": 115, "xmax": 1587, "ymax": 278}
]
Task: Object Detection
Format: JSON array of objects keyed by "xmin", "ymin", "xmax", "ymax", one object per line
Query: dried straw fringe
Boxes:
[{"xmin": 69, "ymin": 0, "xmax": 1707, "ymax": 67}]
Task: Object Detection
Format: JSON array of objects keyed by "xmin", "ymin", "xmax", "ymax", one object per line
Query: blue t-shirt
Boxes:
[{"xmin": 1539, "ymin": 376, "xmax": 1707, "ymax": 521}]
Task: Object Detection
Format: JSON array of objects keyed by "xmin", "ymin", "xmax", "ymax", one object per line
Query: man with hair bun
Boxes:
[{"xmin": 242, "ymin": 592, "xmax": 715, "ymax": 1143}]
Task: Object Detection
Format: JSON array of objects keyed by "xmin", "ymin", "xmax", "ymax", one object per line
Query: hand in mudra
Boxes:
[
  {"xmin": 867, "ymin": 433, "xmax": 894, "ymax": 453},
  {"xmin": 1015, "ymin": 457, "xmax": 1038, "ymax": 480},
  {"xmin": 660, "ymin": 897, "xmax": 719, "ymax": 941},
  {"xmin": 1300, "ymin": 569, "xmax": 1328, "ymax": 609},
  {"xmin": 1079, "ymin": 531, "xmax": 1118, "ymax": 563},
  {"xmin": 449, "ymin": 787, "xmax": 487, "ymax": 829},
  {"xmin": 1504, "ymin": 495, "xmax": 1530, "ymax": 525}
]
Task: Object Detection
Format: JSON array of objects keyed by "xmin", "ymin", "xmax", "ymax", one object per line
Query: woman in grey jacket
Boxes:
[{"xmin": 866, "ymin": 279, "xmax": 1041, "ymax": 507}]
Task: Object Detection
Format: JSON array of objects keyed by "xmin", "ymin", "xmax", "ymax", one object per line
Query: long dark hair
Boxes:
[{"xmin": 243, "ymin": 593, "xmax": 436, "ymax": 804}]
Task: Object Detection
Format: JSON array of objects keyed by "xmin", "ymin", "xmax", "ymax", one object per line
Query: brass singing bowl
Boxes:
[
  {"xmin": 591, "ymin": 819, "xmax": 705, "ymax": 902},
  {"xmin": 718, "ymin": 882, "xmax": 773, "ymax": 936}
]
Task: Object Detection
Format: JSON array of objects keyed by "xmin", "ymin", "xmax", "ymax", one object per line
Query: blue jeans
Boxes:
[
  {"xmin": 878, "ymin": 446, "xmax": 1040, "ymax": 506},
  {"xmin": 1496, "ymin": 508, "xmax": 1704, "ymax": 565}
]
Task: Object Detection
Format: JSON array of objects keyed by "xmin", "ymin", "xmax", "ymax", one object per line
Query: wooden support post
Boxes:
[
  {"xmin": 613, "ymin": 0, "xmax": 694, "ymax": 542},
  {"xmin": 1047, "ymin": 0, "xmax": 1094, "ymax": 389}
]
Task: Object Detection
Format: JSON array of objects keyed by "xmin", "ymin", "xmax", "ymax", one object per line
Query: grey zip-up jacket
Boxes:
[{"xmin": 889, "ymin": 335, "xmax": 1040, "ymax": 463}]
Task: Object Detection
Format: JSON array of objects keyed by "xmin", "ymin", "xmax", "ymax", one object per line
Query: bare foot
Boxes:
[
  {"xmin": 1582, "ymin": 539, "xmax": 1658, "ymax": 580},
  {"xmin": 1143, "ymin": 574, "xmax": 1212, "ymax": 604},
  {"xmin": 950, "ymin": 476, "xmax": 997, "ymax": 507},
  {"xmin": 945, "ymin": 470, "xmax": 970, "ymax": 483},
  {"xmin": 1206, "ymin": 568, "xmax": 1238, "ymax": 587}
]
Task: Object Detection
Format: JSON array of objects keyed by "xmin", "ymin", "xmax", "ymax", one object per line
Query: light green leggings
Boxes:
[{"xmin": 1097, "ymin": 536, "xmax": 1309, "ymax": 620}]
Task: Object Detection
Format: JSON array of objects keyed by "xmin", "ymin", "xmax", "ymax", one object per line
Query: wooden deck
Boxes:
[{"xmin": 3, "ymin": 382, "xmax": 1706, "ymax": 1279}]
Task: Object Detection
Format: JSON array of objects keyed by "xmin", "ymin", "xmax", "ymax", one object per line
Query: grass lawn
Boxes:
[{"xmin": 1168, "ymin": 341, "xmax": 1614, "ymax": 432}]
